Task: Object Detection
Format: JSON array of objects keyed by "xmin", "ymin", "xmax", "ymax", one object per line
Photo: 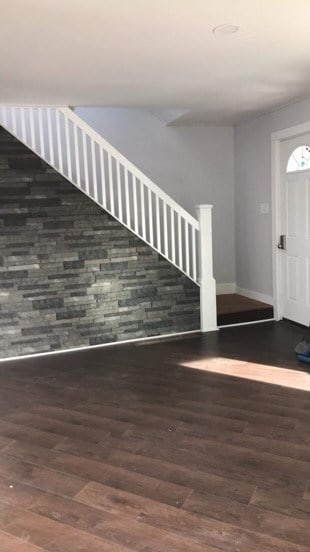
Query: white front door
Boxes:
[{"xmin": 280, "ymin": 135, "xmax": 310, "ymax": 326}]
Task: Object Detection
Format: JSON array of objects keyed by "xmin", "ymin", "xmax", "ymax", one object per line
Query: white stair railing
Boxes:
[{"xmin": 0, "ymin": 106, "xmax": 217, "ymax": 331}]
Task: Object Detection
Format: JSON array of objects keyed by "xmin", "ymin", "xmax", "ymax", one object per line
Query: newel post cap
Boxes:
[{"xmin": 196, "ymin": 204, "xmax": 213, "ymax": 210}]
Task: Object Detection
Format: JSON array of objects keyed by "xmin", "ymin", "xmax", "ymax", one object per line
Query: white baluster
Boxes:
[
  {"xmin": 156, "ymin": 195, "xmax": 161, "ymax": 250},
  {"xmin": 29, "ymin": 109, "xmax": 36, "ymax": 151},
  {"xmin": 116, "ymin": 160, "xmax": 123, "ymax": 220},
  {"xmin": 192, "ymin": 227, "xmax": 197, "ymax": 281},
  {"xmin": 133, "ymin": 176, "xmax": 138, "ymax": 233},
  {"xmin": 178, "ymin": 214, "xmax": 183, "ymax": 270},
  {"xmin": 124, "ymin": 169, "xmax": 130, "ymax": 226},
  {"xmin": 82, "ymin": 131, "xmax": 89, "ymax": 194},
  {"xmin": 64, "ymin": 117, "xmax": 72, "ymax": 180},
  {"xmin": 56, "ymin": 110, "xmax": 64, "ymax": 173},
  {"xmin": 20, "ymin": 109, "xmax": 26, "ymax": 142},
  {"xmin": 148, "ymin": 188, "xmax": 154, "ymax": 246},
  {"xmin": 171, "ymin": 209, "xmax": 176, "ymax": 263},
  {"xmin": 99, "ymin": 147, "xmax": 107, "ymax": 208},
  {"xmin": 11, "ymin": 108, "xmax": 17, "ymax": 135},
  {"xmin": 141, "ymin": 183, "xmax": 146, "ymax": 239},
  {"xmin": 37, "ymin": 108, "xmax": 45, "ymax": 157},
  {"xmin": 185, "ymin": 220, "xmax": 189, "ymax": 274},
  {"xmin": 73, "ymin": 122, "xmax": 81, "ymax": 187},
  {"xmin": 108, "ymin": 154, "xmax": 115, "ymax": 215},
  {"xmin": 163, "ymin": 202, "xmax": 168, "ymax": 257},
  {"xmin": 47, "ymin": 108, "xmax": 55, "ymax": 165},
  {"xmin": 0, "ymin": 107, "xmax": 8, "ymax": 127},
  {"xmin": 91, "ymin": 139, "xmax": 98, "ymax": 202},
  {"xmin": 1, "ymin": 106, "xmax": 7, "ymax": 126}
]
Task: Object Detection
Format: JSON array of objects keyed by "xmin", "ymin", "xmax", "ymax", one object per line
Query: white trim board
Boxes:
[
  {"xmin": 271, "ymin": 119, "xmax": 310, "ymax": 320},
  {"xmin": 218, "ymin": 318, "xmax": 275, "ymax": 329},
  {"xmin": 0, "ymin": 329, "xmax": 200, "ymax": 363},
  {"xmin": 216, "ymin": 283, "xmax": 236, "ymax": 295},
  {"xmin": 235, "ymin": 286, "xmax": 273, "ymax": 306}
]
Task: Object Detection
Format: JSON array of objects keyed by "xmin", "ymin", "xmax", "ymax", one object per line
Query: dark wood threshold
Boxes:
[{"xmin": 217, "ymin": 293, "xmax": 274, "ymax": 326}]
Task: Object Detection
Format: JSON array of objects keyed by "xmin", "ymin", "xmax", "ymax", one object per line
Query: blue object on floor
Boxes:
[
  {"xmin": 295, "ymin": 337, "xmax": 310, "ymax": 354},
  {"xmin": 297, "ymin": 353, "xmax": 310, "ymax": 363}
]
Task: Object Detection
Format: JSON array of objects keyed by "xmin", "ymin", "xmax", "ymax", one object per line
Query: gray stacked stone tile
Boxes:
[{"xmin": 0, "ymin": 127, "xmax": 200, "ymax": 358}]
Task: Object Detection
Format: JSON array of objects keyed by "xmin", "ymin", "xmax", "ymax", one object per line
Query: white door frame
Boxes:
[{"xmin": 271, "ymin": 120, "xmax": 310, "ymax": 320}]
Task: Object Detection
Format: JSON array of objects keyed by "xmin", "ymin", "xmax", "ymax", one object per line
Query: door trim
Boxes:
[{"xmin": 271, "ymin": 120, "xmax": 310, "ymax": 320}]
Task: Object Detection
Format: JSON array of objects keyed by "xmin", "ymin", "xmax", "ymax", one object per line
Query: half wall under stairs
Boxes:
[{"xmin": 0, "ymin": 127, "xmax": 200, "ymax": 359}]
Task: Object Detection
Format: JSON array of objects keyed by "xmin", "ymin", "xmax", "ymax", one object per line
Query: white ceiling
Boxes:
[{"xmin": 2, "ymin": 0, "xmax": 310, "ymax": 124}]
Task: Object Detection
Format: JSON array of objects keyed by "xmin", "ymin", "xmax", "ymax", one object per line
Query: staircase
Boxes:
[{"xmin": 0, "ymin": 106, "xmax": 217, "ymax": 333}]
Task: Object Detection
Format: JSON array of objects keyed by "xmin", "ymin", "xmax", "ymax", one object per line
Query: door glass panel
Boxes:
[{"xmin": 287, "ymin": 145, "xmax": 310, "ymax": 172}]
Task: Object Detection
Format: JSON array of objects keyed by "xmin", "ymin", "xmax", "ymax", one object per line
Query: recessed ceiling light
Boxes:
[{"xmin": 213, "ymin": 24, "xmax": 240, "ymax": 36}]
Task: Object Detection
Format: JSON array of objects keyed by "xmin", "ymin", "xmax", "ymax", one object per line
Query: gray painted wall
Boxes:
[
  {"xmin": 234, "ymin": 97, "xmax": 310, "ymax": 300},
  {"xmin": 76, "ymin": 108, "xmax": 236, "ymax": 286},
  {"xmin": 0, "ymin": 128, "xmax": 200, "ymax": 359}
]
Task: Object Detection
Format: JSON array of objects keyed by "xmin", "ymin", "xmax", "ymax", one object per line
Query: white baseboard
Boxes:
[
  {"xmin": 0, "ymin": 329, "xmax": 200, "ymax": 363},
  {"xmin": 218, "ymin": 318, "xmax": 275, "ymax": 329},
  {"xmin": 216, "ymin": 282, "xmax": 236, "ymax": 295},
  {"xmin": 236, "ymin": 286, "xmax": 273, "ymax": 306}
]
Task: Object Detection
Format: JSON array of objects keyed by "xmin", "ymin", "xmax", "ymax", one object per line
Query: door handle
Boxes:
[{"xmin": 278, "ymin": 234, "xmax": 286, "ymax": 250}]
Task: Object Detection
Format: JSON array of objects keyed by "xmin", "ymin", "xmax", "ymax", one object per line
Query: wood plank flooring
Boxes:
[{"xmin": 0, "ymin": 320, "xmax": 309, "ymax": 551}]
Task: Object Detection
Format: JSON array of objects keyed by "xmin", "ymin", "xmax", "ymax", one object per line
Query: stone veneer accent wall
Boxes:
[{"xmin": 0, "ymin": 127, "xmax": 200, "ymax": 358}]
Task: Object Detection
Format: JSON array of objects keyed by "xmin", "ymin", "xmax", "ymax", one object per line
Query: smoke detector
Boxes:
[{"xmin": 213, "ymin": 24, "xmax": 240, "ymax": 36}]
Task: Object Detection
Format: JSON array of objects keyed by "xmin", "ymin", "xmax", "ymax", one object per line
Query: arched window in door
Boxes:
[{"xmin": 287, "ymin": 145, "xmax": 310, "ymax": 172}]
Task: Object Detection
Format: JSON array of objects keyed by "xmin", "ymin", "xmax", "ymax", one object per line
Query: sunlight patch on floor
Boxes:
[{"xmin": 179, "ymin": 357, "xmax": 310, "ymax": 391}]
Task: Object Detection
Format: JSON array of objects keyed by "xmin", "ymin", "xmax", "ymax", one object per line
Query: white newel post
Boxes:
[{"xmin": 196, "ymin": 204, "xmax": 217, "ymax": 332}]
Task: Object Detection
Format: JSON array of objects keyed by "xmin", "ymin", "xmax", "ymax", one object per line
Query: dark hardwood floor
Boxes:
[{"xmin": 0, "ymin": 320, "xmax": 309, "ymax": 551}]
